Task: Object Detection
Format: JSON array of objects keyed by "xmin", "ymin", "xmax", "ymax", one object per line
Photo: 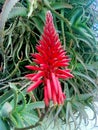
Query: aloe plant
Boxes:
[{"xmin": 0, "ymin": 0, "xmax": 98, "ymax": 129}]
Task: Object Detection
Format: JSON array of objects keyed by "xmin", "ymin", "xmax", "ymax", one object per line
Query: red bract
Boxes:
[{"xmin": 25, "ymin": 11, "xmax": 74, "ymax": 106}]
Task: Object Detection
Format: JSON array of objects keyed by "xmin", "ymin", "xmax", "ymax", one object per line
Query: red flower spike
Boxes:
[{"xmin": 25, "ymin": 11, "xmax": 74, "ymax": 106}]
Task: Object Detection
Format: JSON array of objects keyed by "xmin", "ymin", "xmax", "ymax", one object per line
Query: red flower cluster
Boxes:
[{"xmin": 25, "ymin": 11, "xmax": 74, "ymax": 106}]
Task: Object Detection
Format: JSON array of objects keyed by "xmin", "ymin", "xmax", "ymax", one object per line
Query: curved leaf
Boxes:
[
  {"xmin": 8, "ymin": 7, "xmax": 27, "ymax": 19},
  {"xmin": 51, "ymin": 2, "xmax": 73, "ymax": 10},
  {"xmin": 73, "ymin": 71, "xmax": 98, "ymax": 88},
  {"xmin": 0, "ymin": 117, "xmax": 10, "ymax": 130}
]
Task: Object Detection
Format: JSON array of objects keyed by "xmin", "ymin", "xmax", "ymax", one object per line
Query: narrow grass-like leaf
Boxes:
[
  {"xmin": 12, "ymin": 112, "xmax": 24, "ymax": 128},
  {"xmin": 78, "ymin": 23, "xmax": 96, "ymax": 44},
  {"xmin": 73, "ymin": 71, "xmax": 98, "ymax": 88},
  {"xmin": 70, "ymin": 7, "xmax": 83, "ymax": 25},
  {"xmin": 66, "ymin": 32, "xmax": 79, "ymax": 47},
  {"xmin": 76, "ymin": 54, "xmax": 88, "ymax": 73},
  {"xmin": 22, "ymin": 113, "xmax": 39, "ymax": 125},
  {"xmin": 61, "ymin": 9, "xmax": 66, "ymax": 48},
  {"xmin": 32, "ymin": 17, "xmax": 44, "ymax": 33},
  {"xmin": 66, "ymin": 102, "xmax": 71, "ymax": 126},
  {"xmin": 0, "ymin": 90, "xmax": 13, "ymax": 105},
  {"xmin": 72, "ymin": 26, "xmax": 96, "ymax": 50},
  {"xmin": 67, "ymin": 80, "xmax": 80, "ymax": 94},
  {"xmin": 25, "ymin": 101, "xmax": 45, "ymax": 110},
  {"xmin": 51, "ymin": 2, "xmax": 73, "ymax": 10},
  {"xmin": 75, "ymin": 93, "xmax": 92, "ymax": 101},
  {"xmin": 72, "ymin": 101, "xmax": 88, "ymax": 124}
]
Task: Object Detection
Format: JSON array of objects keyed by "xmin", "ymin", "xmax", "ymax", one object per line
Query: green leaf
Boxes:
[
  {"xmin": 22, "ymin": 112, "xmax": 39, "ymax": 125},
  {"xmin": 0, "ymin": 117, "xmax": 10, "ymax": 130},
  {"xmin": 78, "ymin": 23, "xmax": 97, "ymax": 44},
  {"xmin": 72, "ymin": 26, "xmax": 96, "ymax": 50},
  {"xmin": 85, "ymin": 64, "xmax": 97, "ymax": 75},
  {"xmin": 0, "ymin": 89, "xmax": 13, "ymax": 105},
  {"xmin": 25, "ymin": 101, "xmax": 45, "ymax": 110},
  {"xmin": 66, "ymin": 102, "xmax": 71, "ymax": 125},
  {"xmin": 9, "ymin": 83, "xmax": 18, "ymax": 111},
  {"xmin": 51, "ymin": 2, "xmax": 73, "ymax": 10},
  {"xmin": 12, "ymin": 112, "xmax": 24, "ymax": 128},
  {"xmin": 32, "ymin": 17, "xmax": 44, "ymax": 33},
  {"xmin": 70, "ymin": 0, "xmax": 87, "ymax": 5},
  {"xmin": 75, "ymin": 93, "xmax": 92, "ymax": 101},
  {"xmin": 67, "ymin": 80, "xmax": 80, "ymax": 94},
  {"xmin": 72, "ymin": 101, "xmax": 88, "ymax": 123},
  {"xmin": 76, "ymin": 54, "xmax": 88, "ymax": 72},
  {"xmin": 1, "ymin": 102, "xmax": 13, "ymax": 118},
  {"xmin": 70, "ymin": 7, "xmax": 83, "ymax": 25},
  {"xmin": 37, "ymin": 8, "xmax": 46, "ymax": 23},
  {"xmin": 8, "ymin": 7, "xmax": 27, "ymax": 19},
  {"xmin": 0, "ymin": 0, "xmax": 20, "ymax": 30},
  {"xmin": 61, "ymin": 9, "xmax": 66, "ymax": 48},
  {"xmin": 66, "ymin": 32, "xmax": 79, "ymax": 47},
  {"xmin": 73, "ymin": 71, "xmax": 98, "ymax": 88},
  {"xmin": 0, "ymin": 0, "xmax": 4, "ymax": 4}
]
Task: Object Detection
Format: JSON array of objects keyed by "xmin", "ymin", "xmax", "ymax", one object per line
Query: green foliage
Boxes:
[
  {"xmin": 0, "ymin": 83, "xmax": 45, "ymax": 129},
  {"xmin": 0, "ymin": 0, "xmax": 98, "ymax": 129},
  {"xmin": 0, "ymin": 117, "xmax": 10, "ymax": 130},
  {"xmin": 0, "ymin": 0, "xmax": 20, "ymax": 38}
]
